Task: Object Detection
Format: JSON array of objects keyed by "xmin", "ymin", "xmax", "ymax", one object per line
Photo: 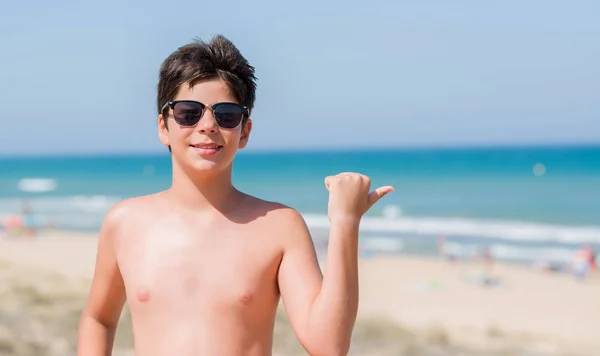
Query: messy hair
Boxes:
[{"xmin": 157, "ymin": 34, "xmax": 257, "ymax": 127}]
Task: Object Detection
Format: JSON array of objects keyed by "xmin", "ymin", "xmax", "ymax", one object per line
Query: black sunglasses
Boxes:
[{"xmin": 161, "ymin": 100, "xmax": 248, "ymax": 129}]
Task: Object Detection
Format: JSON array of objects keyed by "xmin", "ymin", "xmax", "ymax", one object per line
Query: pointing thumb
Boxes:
[
  {"xmin": 368, "ymin": 186, "xmax": 394, "ymax": 207},
  {"xmin": 324, "ymin": 176, "xmax": 334, "ymax": 191}
]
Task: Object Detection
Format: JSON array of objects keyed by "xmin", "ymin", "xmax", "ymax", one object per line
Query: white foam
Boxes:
[
  {"xmin": 489, "ymin": 244, "xmax": 575, "ymax": 262},
  {"xmin": 0, "ymin": 195, "xmax": 120, "ymax": 211},
  {"xmin": 360, "ymin": 236, "xmax": 404, "ymax": 252},
  {"xmin": 0, "ymin": 195, "xmax": 121, "ymax": 230},
  {"xmin": 442, "ymin": 241, "xmax": 576, "ymax": 263},
  {"xmin": 17, "ymin": 178, "xmax": 57, "ymax": 193},
  {"xmin": 382, "ymin": 204, "xmax": 402, "ymax": 219},
  {"xmin": 70, "ymin": 195, "xmax": 115, "ymax": 211},
  {"xmin": 302, "ymin": 214, "xmax": 600, "ymax": 244}
]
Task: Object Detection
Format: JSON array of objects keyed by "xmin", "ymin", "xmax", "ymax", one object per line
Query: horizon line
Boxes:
[{"xmin": 1, "ymin": 141, "xmax": 599, "ymax": 160}]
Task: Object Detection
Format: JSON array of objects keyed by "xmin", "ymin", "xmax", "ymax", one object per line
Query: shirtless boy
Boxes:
[{"xmin": 77, "ymin": 35, "xmax": 393, "ymax": 356}]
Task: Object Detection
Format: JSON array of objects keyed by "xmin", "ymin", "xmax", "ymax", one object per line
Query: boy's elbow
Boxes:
[{"xmin": 78, "ymin": 307, "xmax": 119, "ymax": 331}]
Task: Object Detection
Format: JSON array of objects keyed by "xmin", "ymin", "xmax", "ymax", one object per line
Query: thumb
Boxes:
[
  {"xmin": 324, "ymin": 176, "xmax": 334, "ymax": 191},
  {"xmin": 368, "ymin": 186, "xmax": 394, "ymax": 207}
]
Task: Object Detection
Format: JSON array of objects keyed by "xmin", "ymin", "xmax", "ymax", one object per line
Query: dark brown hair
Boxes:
[{"xmin": 157, "ymin": 34, "xmax": 257, "ymax": 127}]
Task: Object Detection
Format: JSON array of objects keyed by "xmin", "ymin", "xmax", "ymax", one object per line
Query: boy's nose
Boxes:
[{"xmin": 196, "ymin": 110, "xmax": 218, "ymax": 133}]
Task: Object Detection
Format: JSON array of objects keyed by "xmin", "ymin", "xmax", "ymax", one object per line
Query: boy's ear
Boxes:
[
  {"xmin": 238, "ymin": 119, "xmax": 252, "ymax": 149},
  {"xmin": 158, "ymin": 114, "xmax": 170, "ymax": 148}
]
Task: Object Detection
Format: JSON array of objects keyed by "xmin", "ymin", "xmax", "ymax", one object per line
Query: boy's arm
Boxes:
[
  {"xmin": 277, "ymin": 212, "xmax": 360, "ymax": 356},
  {"xmin": 277, "ymin": 173, "xmax": 393, "ymax": 356},
  {"xmin": 77, "ymin": 207, "xmax": 127, "ymax": 356}
]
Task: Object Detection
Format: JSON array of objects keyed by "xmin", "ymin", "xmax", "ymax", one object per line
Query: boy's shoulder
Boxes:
[
  {"xmin": 101, "ymin": 193, "xmax": 164, "ymax": 232},
  {"xmin": 109, "ymin": 193, "xmax": 162, "ymax": 215},
  {"xmin": 240, "ymin": 195, "xmax": 314, "ymax": 252},
  {"xmin": 240, "ymin": 193, "xmax": 309, "ymax": 232},
  {"xmin": 241, "ymin": 192, "xmax": 291, "ymax": 214}
]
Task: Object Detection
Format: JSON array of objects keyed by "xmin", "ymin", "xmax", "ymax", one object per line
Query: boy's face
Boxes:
[{"xmin": 158, "ymin": 78, "xmax": 252, "ymax": 174}]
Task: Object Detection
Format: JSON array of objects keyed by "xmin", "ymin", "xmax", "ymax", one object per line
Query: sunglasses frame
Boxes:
[{"xmin": 161, "ymin": 100, "xmax": 249, "ymax": 128}]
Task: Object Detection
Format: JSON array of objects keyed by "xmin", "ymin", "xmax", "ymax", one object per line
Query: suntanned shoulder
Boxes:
[
  {"xmin": 241, "ymin": 194, "xmax": 307, "ymax": 227},
  {"xmin": 240, "ymin": 194, "xmax": 312, "ymax": 247},
  {"xmin": 100, "ymin": 193, "xmax": 165, "ymax": 236},
  {"xmin": 267, "ymin": 204, "xmax": 308, "ymax": 232}
]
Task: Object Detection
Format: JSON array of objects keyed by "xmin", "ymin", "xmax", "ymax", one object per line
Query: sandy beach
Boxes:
[{"xmin": 1, "ymin": 231, "xmax": 599, "ymax": 356}]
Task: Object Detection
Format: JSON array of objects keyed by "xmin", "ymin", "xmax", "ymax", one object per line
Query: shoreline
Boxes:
[{"xmin": 2, "ymin": 226, "xmax": 594, "ymax": 277}]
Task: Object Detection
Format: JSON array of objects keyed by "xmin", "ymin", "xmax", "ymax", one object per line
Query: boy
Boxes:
[{"xmin": 77, "ymin": 34, "xmax": 393, "ymax": 356}]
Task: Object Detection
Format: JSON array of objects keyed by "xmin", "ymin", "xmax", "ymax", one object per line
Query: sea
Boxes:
[{"xmin": 1, "ymin": 145, "xmax": 599, "ymax": 266}]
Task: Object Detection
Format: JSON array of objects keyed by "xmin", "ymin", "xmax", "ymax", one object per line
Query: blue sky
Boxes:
[{"xmin": 0, "ymin": 0, "xmax": 598, "ymax": 156}]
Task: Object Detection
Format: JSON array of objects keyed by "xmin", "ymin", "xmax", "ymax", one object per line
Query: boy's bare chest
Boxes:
[{"xmin": 116, "ymin": 226, "xmax": 283, "ymax": 310}]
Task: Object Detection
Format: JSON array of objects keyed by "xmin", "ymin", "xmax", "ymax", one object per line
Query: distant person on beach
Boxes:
[
  {"xmin": 20, "ymin": 200, "xmax": 38, "ymax": 238},
  {"xmin": 76, "ymin": 35, "xmax": 393, "ymax": 356},
  {"xmin": 571, "ymin": 244, "xmax": 596, "ymax": 280},
  {"xmin": 1, "ymin": 201, "xmax": 37, "ymax": 238}
]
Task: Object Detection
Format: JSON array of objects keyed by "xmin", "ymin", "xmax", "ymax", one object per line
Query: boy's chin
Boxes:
[
  {"xmin": 172, "ymin": 148, "xmax": 234, "ymax": 173},
  {"xmin": 187, "ymin": 159, "xmax": 223, "ymax": 171},
  {"xmin": 186, "ymin": 156, "xmax": 231, "ymax": 173}
]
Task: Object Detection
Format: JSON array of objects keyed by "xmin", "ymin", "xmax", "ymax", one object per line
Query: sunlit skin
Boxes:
[{"xmin": 77, "ymin": 78, "xmax": 393, "ymax": 356}]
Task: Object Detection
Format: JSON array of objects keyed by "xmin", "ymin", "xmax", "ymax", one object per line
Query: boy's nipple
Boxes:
[
  {"xmin": 137, "ymin": 288, "xmax": 151, "ymax": 302},
  {"xmin": 239, "ymin": 291, "xmax": 254, "ymax": 305}
]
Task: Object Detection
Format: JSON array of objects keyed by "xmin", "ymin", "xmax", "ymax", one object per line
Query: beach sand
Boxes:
[{"xmin": 1, "ymin": 231, "xmax": 599, "ymax": 355}]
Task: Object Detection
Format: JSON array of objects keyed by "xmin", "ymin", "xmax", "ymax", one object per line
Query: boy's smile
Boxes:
[{"xmin": 190, "ymin": 142, "xmax": 224, "ymax": 156}]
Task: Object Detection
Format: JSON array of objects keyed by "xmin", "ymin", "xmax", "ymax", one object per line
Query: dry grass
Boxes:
[{"xmin": 487, "ymin": 324, "xmax": 504, "ymax": 339}]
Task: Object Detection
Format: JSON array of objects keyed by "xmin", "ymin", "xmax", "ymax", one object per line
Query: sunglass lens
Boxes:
[
  {"xmin": 173, "ymin": 101, "xmax": 204, "ymax": 126},
  {"xmin": 214, "ymin": 103, "xmax": 244, "ymax": 128}
]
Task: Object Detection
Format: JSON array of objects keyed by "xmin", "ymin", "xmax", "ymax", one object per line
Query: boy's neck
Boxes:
[{"xmin": 168, "ymin": 162, "xmax": 240, "ymax": 213}]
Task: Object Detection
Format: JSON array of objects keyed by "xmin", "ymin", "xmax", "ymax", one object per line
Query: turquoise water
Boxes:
[{"xmin": 1, "ymin": 145, "xmax": 599, "ymax": 263}]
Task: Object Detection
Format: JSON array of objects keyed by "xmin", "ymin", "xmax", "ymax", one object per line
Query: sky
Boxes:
[{"xmin": 0, "ymin": 0, "xmax": 599, "ymax": 156}]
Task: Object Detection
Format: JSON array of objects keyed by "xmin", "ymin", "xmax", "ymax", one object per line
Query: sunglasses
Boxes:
[{"xmin": 161, "ymin": 100, "xmax": 248, "ymax": 129}]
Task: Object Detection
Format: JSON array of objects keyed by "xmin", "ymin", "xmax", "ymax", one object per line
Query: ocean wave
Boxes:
[
  {"xmin": 302, "ymin": 214, "xmax": 600, "ymax": 244},
  {"xmin": 352, "ymin": 236, "xmax": 577, "ymax": 263},
  {"xmin": 442, "ymin": 242, "xmax": 577, "ymax": 262},
  {"xmin": 0, "ymin": 195, "xmax": 120, "ymax": 213},
  {"xmin": 359, "ymin": 236, "xmax": 405, "ymax": 252},
  {"xmin": 17, "ymin": 178, "xmax": 58, "ymax": 193},
  {"xmin": 0, "ymin": 195, "xmax": 121, "ymax": 230}
]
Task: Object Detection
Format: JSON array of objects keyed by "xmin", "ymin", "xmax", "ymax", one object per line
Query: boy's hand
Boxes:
[{"xmin": 324, "ymin": 173, "xmax": 394, "ymax": 223}]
